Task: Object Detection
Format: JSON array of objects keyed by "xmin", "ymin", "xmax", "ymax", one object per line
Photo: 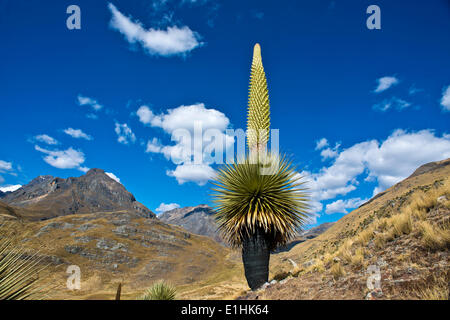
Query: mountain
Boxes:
[
  {"xmin": 241, "ymin": 158, "xmax": 450, "ymax": 300},
  {"xmin": 1, "ymin": 168, "xmax": 154, "ymax": 220},
  {"xmin": 0, "ymin": 170, "xmax": 245, "ymax": 299},
  {"xmin": 301, "ymin": 222, "xmax": 335, "ymax": 239},
  {"xmin": 158, "ymin": 204, "xmax": 224, "ymax": 244}
]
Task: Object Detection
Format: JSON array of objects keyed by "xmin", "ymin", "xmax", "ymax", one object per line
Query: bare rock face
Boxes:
[
  {"xmin": 158, "ymin": 204, "xmax": 224, "ymax": 245},
  {"xmin": 1, "ymin": 168, "xmax": 155, "ymax": 220}
]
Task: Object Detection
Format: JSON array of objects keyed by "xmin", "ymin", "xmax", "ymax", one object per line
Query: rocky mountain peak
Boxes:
[{"xmin": 1, "ymin": 169, "xmax": 155, "ymax": 220}]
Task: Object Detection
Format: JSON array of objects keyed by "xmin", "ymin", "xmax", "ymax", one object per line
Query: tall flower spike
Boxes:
[{"xmin": 247, "ymin": 43, "xmax": 271, "ymax": 153}]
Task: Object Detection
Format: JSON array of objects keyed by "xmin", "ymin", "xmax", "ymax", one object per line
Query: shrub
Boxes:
[
  {"xmin": 330, "ymin": 262, "xmax": 345, "ymax": 280},
  {"xmin": 140, "ymin": 281, "xmax": 177, "ymax": 300}
]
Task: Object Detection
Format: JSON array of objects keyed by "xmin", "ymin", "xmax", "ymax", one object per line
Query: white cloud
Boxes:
[
  {"xmin": 105, "ymin": 172, "xmax": 121, "ymax": 183},
  {"xmin": 167, "ymin": 163, "xmax": 216, "ymax": 186},
  {"xmin": 138, "ymin": 103, "xmax": 229, "ymax": 133},
  {"xmin": 35, "ymin": 134, "xmax": 58, "ymax": 145},
  {"xmin": 0, "ymin": 160, "xmax": 12, "ymax": 172},
  {"xmin": 139, "ymin": 103, "xmax": 233, "ymax": 185},
  {"xmin": 440, "ymin": 85, "xmax": 450, "ymax": 112},
  {"xmin": 315, "ymin": 138, "xmax": 329, "ymax": 150},
  {"xmin": 35, "ymin": 145, "xmax": 86, "ymax": 170},
  {"xmin": 78, "ymin": 166, "xmax": 90, "ymax": 173},
  {"xmin": 374, "ymin": 76, "xmax": 399, "ymax": 93},
  {"xmin": 78, "ymin": 94, "xmax": 103, "ymax": 111},
  {"xmin": 155, "ymin": 202, "xmax": 180, "ymax": 214},
  {"xmin": 325, "ymin": 197, "xmax": 367, "ymax": 215},
  {"xmin": 64, "ymin": 128, "xmax": 93, "ymax": 140},
  {"xmin": 115, "ymin": 123, "xmax": 136, "ymax": 145},
  {"xmin": 305, "ymin": 129, "xmax": 450, "ymax": 216},
  {"xmin": 146, "ymin": 137, "xmax": 163, "ymax": 153},
  {"xmin": 0, "ymin": 184, "xmax": 22, "ymax": 193},
  {"xmin": 373, "ymin": 97, "xmax": 411, "ymax": 112},
  {"xmin": 320, "ymin": 143, "xmax": 340, "ymax": 160},
  {"xmin": 108, "ymin": 3, "xmax": 202, "ymax": 57}
]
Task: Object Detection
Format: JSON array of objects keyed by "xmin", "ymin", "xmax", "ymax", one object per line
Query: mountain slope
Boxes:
[
  {"xmin": 1, "ymin": 169, "xmax": 154, "ymax": 220},
  {"xmin": 159, "ymin": 205, "xmax": 224, "ymax": 244},
  {"xmin": 241, "ymin": 158, "xmax": 450, "ymax": 300}
]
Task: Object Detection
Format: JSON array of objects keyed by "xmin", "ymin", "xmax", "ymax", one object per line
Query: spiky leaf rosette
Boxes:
[
  {"xmin": 212, "ymin": 153, "xmax": 309, "ymax": 250},
  {"xmin": 247, "ymin": 43, "xmax": 270, "ymax": 153}
]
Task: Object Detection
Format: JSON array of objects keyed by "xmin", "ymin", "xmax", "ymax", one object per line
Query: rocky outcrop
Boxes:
[{"xmin": 1, "ymin": 169, "xmax": 155, "ymax": 220}]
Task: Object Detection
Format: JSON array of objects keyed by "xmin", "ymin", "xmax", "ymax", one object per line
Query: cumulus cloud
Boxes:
[
  {"xmin": 305, "ymin": 129, "xmax": 450, "ymax": 216},
  {"xmin": 64, "ymin": 128, "xmax": 93, "ymax": 140},
  {"xmin": 34, "ymin": 134, "xmax": 59, "ymax": 145},
  {"xmin": 108, "ymin": 3, "xmax": 202, "ymax": 57},
  {"xmin": 315, "ymin": 138, "xmax": 329, "ymax": 150},
  {"xmin": 325, "ymin": 197, "xmax": 367, "ymax": 215},
  {"xmin": 0, "ymin": 184, "xmax": 22, "ymax": 193},
  {"xmin": 373, "ymin": 97, "xmax": 411, "ymax": 112},
  {"xmin": 440, "ymin": 85, "xmax": 450, "ymax": 112},
  {"xmin": 139, "ymin": 103, "xmax": 233, "ymax": 185},
  {"xmin": 78, "ymin": 94, "xmax": 103, "ymax": 111},
  {"xmin": 34, "ymin": 145, "xmax": 86, "ymax": 171},
  {"xmin": 374, "ymin": 76, "xmax": 399, "ymax": 93},
  {"xmin": 155, "ymin": 202, "xmax": 180, "ymax": 214},
  {"xmin": 105, "ymin": 172, "xmax": 121, "ymax": 183},
  {"xmin": 167, "ymin": 163, "xmax": 216, "ymax": 186},
  {"xmin": 0, "ymin": 160, "xmax": 13, "ymax": 172},
  {"xmin": 115, "ymin": 123, "xmax": 136, "ymax": 145}
]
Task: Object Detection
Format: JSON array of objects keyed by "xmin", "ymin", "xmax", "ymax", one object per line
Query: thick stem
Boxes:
[{"xmin": 241, "ymin": 227, "xmax": 271, "ymax": 290}]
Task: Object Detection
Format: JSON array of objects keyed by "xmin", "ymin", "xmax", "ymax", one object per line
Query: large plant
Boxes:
[
  {"xmin": 0, "ymin": 223, "xmax": 49, "ymax": 300},
  {"xmin": 212, "ymin": 44, "xmax": 310, "ymax": 290}
]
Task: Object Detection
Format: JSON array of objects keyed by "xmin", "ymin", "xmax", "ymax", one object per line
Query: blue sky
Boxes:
[{"xmin": 1, "ymin": 0, "xmax": 449, "ymax": 227}]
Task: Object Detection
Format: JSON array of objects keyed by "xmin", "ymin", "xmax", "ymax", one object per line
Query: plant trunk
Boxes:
[{"xmin": 241, "ymin": 227, "xmax": 270, "ymax": 290}]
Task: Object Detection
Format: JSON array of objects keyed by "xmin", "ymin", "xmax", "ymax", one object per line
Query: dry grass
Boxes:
[
  {"xmin": 417, "ymin": 277, "xmax": 449, "ymax": 300},
  {"xmin": 350, "ymin": 247, "xmax": 366, "ymax": 268},
  {"xmin": 389, "ymin": 212, "xmax": 413, "ymax": 238},
  {"xmin": 336, "ymin": 240, "xmax": 353, "ymax": 264},
  {"xmin": 330, "ymin": 262, "xmax": 345, "ymax": 280},
  {"xmin": 417, "ymin": 221, "xmax": 450, "ymax": 250}
]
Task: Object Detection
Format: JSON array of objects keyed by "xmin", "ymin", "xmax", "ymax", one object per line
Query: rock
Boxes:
[
  {"xmin": 333, "ymin": 257, "xmax": 341, "ymax": 263},
  {"xmin": 270, "ymin": 280, "xmax": 277, "ymax": 285},
  {"xmin": 437, "ymin": 195, "xmax": 447, "ymax": 203},
  {"xmin": 376, "ymin": 258, "xmax": 387, "ymax": 268},
  {"xmin": 113, "ymin": 225, "xmax": 137, "ymax": 237},
  {"xmin": 75, "ymin": 236, "xmax": 94, "ymax": 243},
  {"xmin": 64, "ymin": 245, "xmax": 83, "ymax": 254},
  {"xmin": 365, "ymin": 288, "xmax": 383, "ymax": 300},
  {"xmin": 78, "ymin": 223, "xmax": 99, "ymax": 231},
  {"xmin": 303, "ymin": 259, "xmax": 316, "ymax": 268}
]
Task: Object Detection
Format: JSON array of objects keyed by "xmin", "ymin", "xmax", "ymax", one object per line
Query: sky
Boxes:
[{"xmin": 0, "ymin": 0, "xmax": 449, "ymax": 228}]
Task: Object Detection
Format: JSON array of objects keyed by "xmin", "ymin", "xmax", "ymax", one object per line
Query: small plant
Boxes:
[
  {"xmin": 330, "ymin": 262, "xmax": 345, "ymax": 280},
  {"xmin": 140, "ymin": 281, "xmax": 177, "ymax": 300}
]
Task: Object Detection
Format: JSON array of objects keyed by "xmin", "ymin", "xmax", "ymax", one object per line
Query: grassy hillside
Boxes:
[
  {"xmin": 0, "ymin": 210, "xmax": 246, "ymax": 300},
  {"xmin": 242, "ymin": 158, "xmax": 450, "ymax": 300}
]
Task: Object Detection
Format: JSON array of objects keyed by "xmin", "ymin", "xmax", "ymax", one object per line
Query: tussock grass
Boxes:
[
  {"xmin": 330, "ymin": 262, "xmax": 345, "ymax": 280},
  {"xmin": 389, "ymin": 212, "xmax": 413, "ymax": 238},
  {"xmin": 350, "ymin": 247, "xmax": 366, "ymax": 268},
  {"xmin": 417, "ymin": 221, "xmax": 450, "ymax": 250}
]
